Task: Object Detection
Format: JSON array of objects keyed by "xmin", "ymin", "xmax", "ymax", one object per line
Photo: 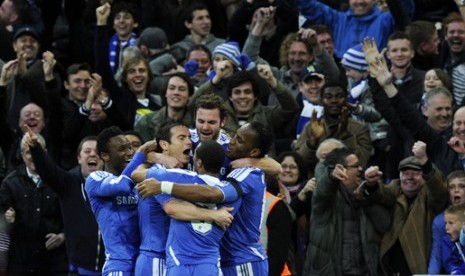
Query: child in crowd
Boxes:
[
  {"xmin": 442, "ymin": 205, "xmax": 465, "ymax": 274},
  {"xmin": 429, "ymin": 171, "xmax": 465, "ymax": 273}
]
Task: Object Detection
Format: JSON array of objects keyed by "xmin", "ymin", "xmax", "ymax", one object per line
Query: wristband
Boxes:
[{"xmin": 161, "ymin": 181, "xmax": 174, "ymax": 195}]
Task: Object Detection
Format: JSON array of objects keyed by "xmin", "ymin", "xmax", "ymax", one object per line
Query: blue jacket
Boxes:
[
  {"xmin": 442, "ymin": 236, "xmax": 465, "ymax": 275},
  {"xmin": 296, "ymin": 0, "xmax": 414, "ymax": 58},
  {"xmin": 429, "ymin": 212, "xmax": 446, "ymax": 274}
]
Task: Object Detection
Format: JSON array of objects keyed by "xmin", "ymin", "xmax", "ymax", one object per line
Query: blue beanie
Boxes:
[
  {"xmin": 212, "ymin": 41, "xmax": 241, "ymax": 67},
  {"xmin": 341, "ymin": 44, "xmax": 368, "ymax": 72}
]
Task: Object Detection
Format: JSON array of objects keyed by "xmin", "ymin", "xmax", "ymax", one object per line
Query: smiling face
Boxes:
[
  {"xmin": 12, "ymin": 34, "xmax": 39, "ymax": 60},
  {"xmin": 299, "ymin": 77, "xmax": 324, "ymax": 103},
  {"xmin": 65, "ymin": 70, "xmax": 91, "ymax": 103},
  {"xmin": 103, "ymin": 135, "xmax": 134, "ymax": 175},
  {"xmin": 186, "ymin": 9, "xmax": 211, "ymax": 38},
  {"xmin": 386, "ymin": 38, "xmax": 414, "ymax": 69},
  {"xmin": 279, "ymin": 156, "xmax": 300, "ymax": 186},
  {"xmin": 113, "ymin": 11, "xmax": 138, "ymax": 40},
  {"xmin": 78, "ymin": 140, "xmax": 102, "ymax": 178},
  {"xmin": 453, "ymin": 107, "xmax": 465, "ymax": 144},
  {"xmin": 125, "ymin": 61, "xmax": 149, "ymax": 97},
  {"xmin": 19, "ymin": 103, "xmax": 45, "ymax": 134},
  {"xmin": 400, "ymin": 169, "xmax": 424, "ymax": 198},
  {"xmin": 349, "ymin": 0, "xmax": 376, "ymax": 15},
  {"xmin": 165, "ymin": 76, "xmax": 190, "ymax": 110},
  {"xmin": 424, "ymin": 70, "xmax": 445, "ymax": 92},
  {"xmin": 445, "ymin": 213, "xmax": 463, "ymax": 241},
  {"xmin": 446, "ymin": 21, "xmax": 465, "ymax": 55},
  {"xmin": 423, "ymin": 94, "xmax": 452, "ymax": 132},
  {"xmin": 195, "ymin": 108, "xmax": 225, "ymax": 142},
  {"xmin": 229, "ymin": 81, "xmax": 256, "ymax": 116},
  {"xmin": 287, "ymin": 41, "xmax": 312, "ymax": 75}
]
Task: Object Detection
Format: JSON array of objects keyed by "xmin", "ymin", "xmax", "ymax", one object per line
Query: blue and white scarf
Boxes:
[{"xmin": 108, "ymin": 32, "xmax": 138, "ymax": 73}]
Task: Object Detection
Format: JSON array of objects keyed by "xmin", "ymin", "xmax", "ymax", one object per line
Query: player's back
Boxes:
[{"xmin": 154, "ymin": 168, "xmax": 241, "ymax": 266}]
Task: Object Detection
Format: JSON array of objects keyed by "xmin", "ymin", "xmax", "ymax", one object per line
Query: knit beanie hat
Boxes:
[
  {"xmin": 212, "ymin": 41, "xmax": 241, "ymax": 67},
  {"xmin": 341, "ymin": 44, "xmax": 368, "ymax": 72}
]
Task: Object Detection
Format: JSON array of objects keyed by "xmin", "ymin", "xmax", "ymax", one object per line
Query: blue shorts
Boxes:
[
  {"xmin": 135, "ymin": 252, "xmax": 166, "ymax": 276},
  {"xmin": 167, "ymin": 263, "xmax": 220, "ymax": 276},
  {"xmin": 221, "ymin": 260, "xmax": 268, "ymax": 276}
]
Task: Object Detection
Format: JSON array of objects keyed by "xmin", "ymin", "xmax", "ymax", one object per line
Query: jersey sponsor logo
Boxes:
[{"xmin": 115, "ymin": 195, "xmax": 138, "ymax": 205}]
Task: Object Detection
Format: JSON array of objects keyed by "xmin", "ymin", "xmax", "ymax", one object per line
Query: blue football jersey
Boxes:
[
  {"xmin": 151, "ymin": 168, "xmax": 241, "ymax": 267},
  {"xmin": 220, "ymin": 167, "xmax": 268, "ymax": 266},
  {"xmin": 85, "ymin": 152, "xmax": 146, "ymax": 273},
  {"xmin": 138, "ymin": 164, "xmax": 170, "ymax": 256}
]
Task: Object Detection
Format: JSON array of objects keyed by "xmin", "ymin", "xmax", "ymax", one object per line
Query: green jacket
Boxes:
[{"xmin": 304, "ymin": 162, "xmax": 390, "ymax": 275}]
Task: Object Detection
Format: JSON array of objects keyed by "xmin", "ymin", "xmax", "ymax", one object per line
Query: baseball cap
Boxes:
[
  {"xmin": 300, "ymin": 64, "xmax": 325, "ymax": 81},
  {"xmin": 13, "ymin": 25, "xmax": 40, "ymax": 41}
]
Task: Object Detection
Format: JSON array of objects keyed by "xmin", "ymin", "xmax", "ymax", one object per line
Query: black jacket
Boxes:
[
  {"xmin": 30, "ymin": 146, "xmax": 105, "ymax": 272},
  {"xmin": 0, "ymin": 165, "xmax": 68, "ymax": 273}
]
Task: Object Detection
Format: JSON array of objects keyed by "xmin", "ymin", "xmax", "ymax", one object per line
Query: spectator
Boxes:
[
  {"xmin": 429, "ymin": 170, "xmax": 465, "ymax": 274},
  {"xmin": 135, "ymin": 72, "xmax": 194, "ymax": 142},
  {"xmin": 105, "ymin": 2, "xmax": 140, "ymax": 75},
  {"xmin": 341, "ymin": 44, "xmax": 390, "ymax": 172},
  {"xmin": 58, "ymin": 63, "xmax": 131, "ymax": 169},
  {"xmin": 441, "ymin": 12, "xmax": 465, "ymax": 107},
  {"xmin": 363, "ymin": 141, "xmax": 448, "ymax": 275},
  {"xmin": 172, "ymin": 2, "xmax": 225, "ymax": 53},
  {"xmin": 95, "ymin": 3, "xmax": 160, "ymax": 127},
  {"xmin": 442, "ymin": 205, "xmax": 465, "ymax": 274},
  {"xmin": 0, "ymin": 133, "xmax": 68, "ymax": 274},
  {"xmin": 184, "ymin": 44, "xmax": 212, "ymax": 86},
  {"xmin": 294, "ymin": 81, "xmax": 372, "ymax": 178},
  {"xmin": 405, "ymin": 20, "xmax": 441, "ymax": 71},
  {"xmin": 192, "ymin": 68, "xmax": 299, "ymax": 152},
  {"xmin": 296, "ymin": 0, "xmax": 414, "ymax": 58},
  {"xmin": 27, "ymin": 133, "xmax": 106, "ymax": 275},
  {"xmin": 303, "ymin": 147, "xmax": 390, "ymax": 275}
]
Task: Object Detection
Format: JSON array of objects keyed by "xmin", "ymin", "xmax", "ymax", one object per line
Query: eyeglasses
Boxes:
[
  {"xmin": 345, "ymin": 164, "xmax": 360, "ymax": 168},
  {"xmin": 282, "ymin": 164, "xmax": 298, "ymax": 170}
]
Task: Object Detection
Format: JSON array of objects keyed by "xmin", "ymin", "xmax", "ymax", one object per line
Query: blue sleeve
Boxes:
[
  {"xmin": 86, "ymin": 171, "xmax": 134, "ymax": 197},
  {"xmin": 429, "ymin": 213, "xmax": 445, "ymax": 273},
  {"xmin": 85, "ymin": 152, "xmax": 146, "ymax": 197},
  {"xmin": 122, "ymin": 152, "xmax": 146, "ymax": 177},
  {"xmin": 296, "ymin": 0, "xmax": 341, "ymax": 32},
  {"xmin": 156, "ymin": 193, "xmax": 174, "ymax": 206},
  {"xmin": 215, "ymin": 182, "xmax": 240, "ymax": 203}
]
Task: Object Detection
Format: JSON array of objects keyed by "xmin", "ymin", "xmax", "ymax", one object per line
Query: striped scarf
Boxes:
[{"xmin": 108, "ymin": 32, "xmax": 137, "ymax": 73}]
